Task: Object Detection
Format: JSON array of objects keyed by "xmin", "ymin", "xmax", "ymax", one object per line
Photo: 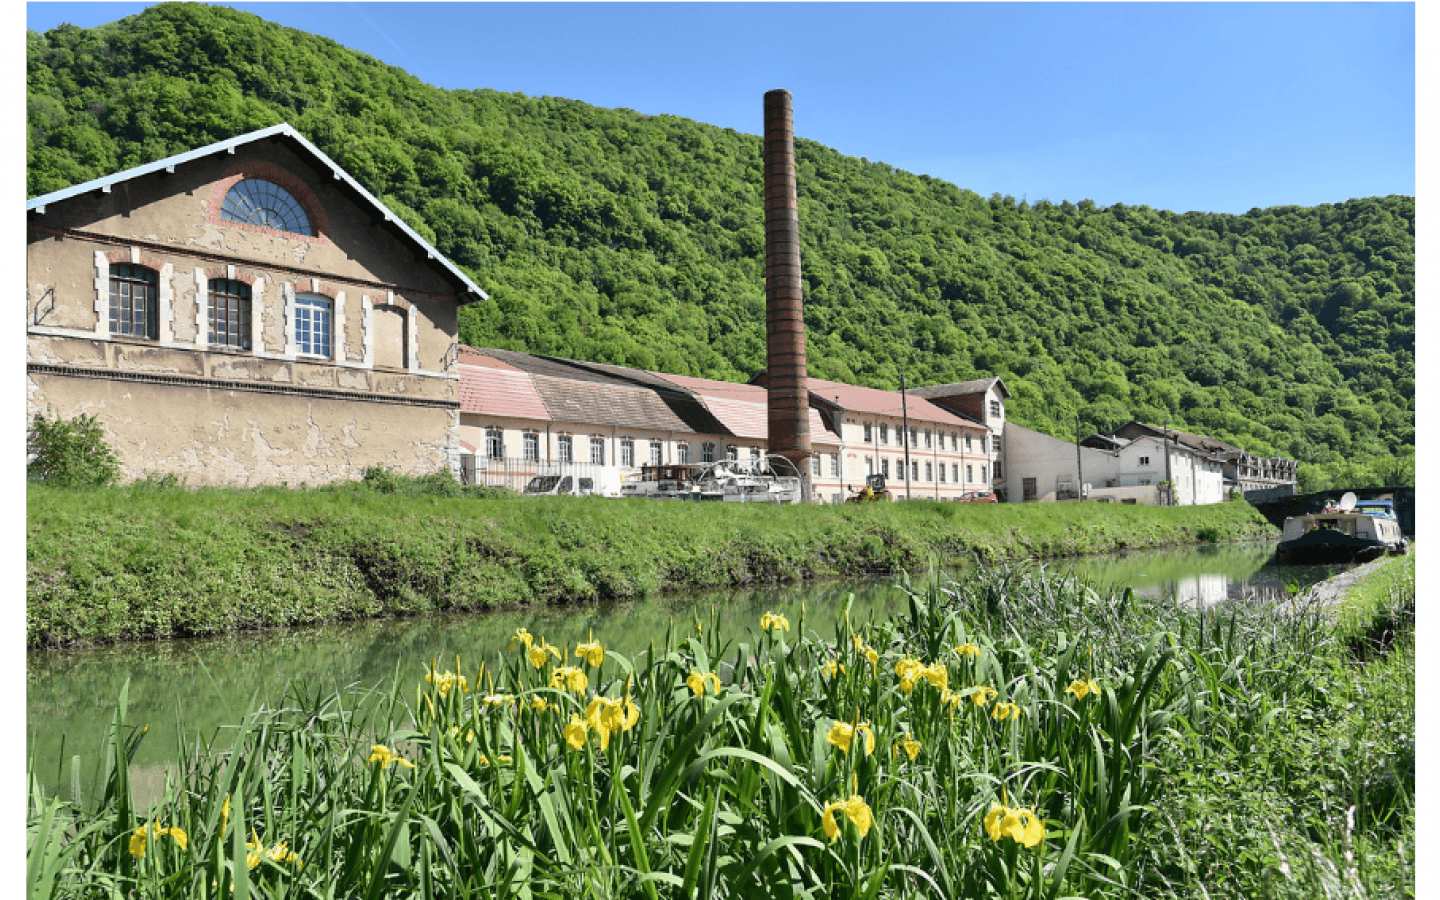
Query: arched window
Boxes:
[
  {"xmin": 208, "ymin": 278, "xmax": 251, "ymax": 349},
  {"xmin": 221, "ymin": 179, "xmax": 313, "ymax": 236},
  {"xmin": 295, "ymin": 293, "xmax": 332, "ymax": 358},
  {"xmin": 109, "ymin": 263, "xmax": 158, "ymax": 339}
]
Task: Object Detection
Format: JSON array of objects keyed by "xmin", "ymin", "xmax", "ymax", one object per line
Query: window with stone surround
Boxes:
[
  {"xmin": 294, "ymin": 293, "xmax": 332, "ymax": 358},
  {"xmin": 109, "ymin": 264, "xmax": 158, "ymax": 339},
  {"xmin": 650, "ymin": 441, "xmax": 662, "ymax": 466},
  {"xmin": 621, "ymin": 438, "xmax": 635, "ymax": 467},
  {"xmin": 208, "ymin": 278, "xmax": 251, "ymax": 350},
  {"xmin": 221, "ymin": 179, "xmax": 314, "ymax": 236},
  {"xmin": 589, "ymin": 436, "xmax": 605, "ymax": 465},
  {"xmin": 523, "ymin": 432, "xmax": 539, "ymax": 462},
  {"xmin": 557, "ymin": 435, "xmax": 573, "ymax": 464}
]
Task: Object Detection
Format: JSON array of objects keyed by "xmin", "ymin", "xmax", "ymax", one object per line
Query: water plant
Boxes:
[{"xmin": 27, "ymin": 561, "xmax": 1413, "ymax": 898}]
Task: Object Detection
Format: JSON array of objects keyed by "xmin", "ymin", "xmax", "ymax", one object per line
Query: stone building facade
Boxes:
[{"xmin": 26, "ymin": 124, "xmax": 487, "ymax": 485}]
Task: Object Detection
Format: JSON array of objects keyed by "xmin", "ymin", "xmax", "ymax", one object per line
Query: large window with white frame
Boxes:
[
  {"xmin": 208, "ymin": 278, "xmax": 251, "ymax": 349},
  {"xmin": 485, "ymin": 427, "xmax": 503, "ymax": 459},
  {"xmin": 677, "ymin": 442, "xmax": 690, "ymax": 464},
  {"xmin": 620, "ymin": 438, "xmax": 635, "ymax": 468},
  {"xmin": 830, "ymin": 454, "xmax": 839, "ymax": 477},
  {"xmin": 650, "ymin": 441, "xmax": 663, "ymax": 466},
  {"xmin": 523, "ymin": 432, "xmax": 539, "ymax": 461},
  {"xmin": 109, "ymin": 264, "xmax": 158, "ymax": 339},
  {"xmin": 702, "ymin": 442, "xmax": 715, "ymax": 463},
  {"xmin": 557, "ymin": 435, "xmax": 573, "ymax": 463},
  {"xmin": 879, "ymin": 424, "xmax": 888, "ymax": 444},
  {"xmin": 294, "ymin": 293, "xmax": 332, "ymax": 358},
  {"xmin": 589, "ymin": 436, "xmax": 605, "ymax": 465}
]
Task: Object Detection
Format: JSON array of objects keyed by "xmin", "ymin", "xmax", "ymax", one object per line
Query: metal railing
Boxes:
[{"xmin": 459, "ymin": 456, "xmax": 614, "ymax": 492}]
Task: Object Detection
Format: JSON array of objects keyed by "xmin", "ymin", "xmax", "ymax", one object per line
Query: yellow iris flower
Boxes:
[
  {"xmin": 821, "ymin": 795, "xmax": 874, "ymax": 841},
  {"xmin": 529, "ymin": 641, "xmax": 562, "ymax": 670},
  {"xmin": 482, "ymin": 693, "xmax": 515, "ymax": 710},
  {"xmin": 575, "ymin": 640, "xmax": 605, "ymax": 667},
  {"xmin": 550, "ymin": 666, "xmax": 588, "ymax": 693},
  {"xmin": 939, "ymin": 688, "xmax": 963, "ymax": 712},
  {"xmin": 129, "ymin": 822, "xmax": 188, "ymax": 858},
  {"xmin": 564, "ymin": 714, "xmax": 589, "ymax": 751},
  {"xmin": 582, "ymin": 695, "xmax": 641, "ymax": 750},
  {"xmin": 245, "ymin": 830, "xmax": 303, "ymax": 870},
  {"xmin": 1065, "ymin": 678, "xmax": 1101, "ymax": 701},
  {"xmin": 826, "ymin": 720, "xmax": 876, "ymax": 756},
  {"xmin": 971, "ymin": 685, "xmax": 998, "ymax": 707},
  {"xmin": 983, "ymin": 803, "xmax": 1045, "ymax": 848},
  {"xmin": 367, "ymin": 745, "xmax": 415, "ymax": 769},
  {"xmin": 687, "ymin": 670, "xmax": 722, "ymax": 696},
  {"xmin": 921, "ymin": 663, "xmax": 948, "ymax": 690},
  {"xmin": 531, "ymin": 696, "xmax": 551, "ymax": 713},
  {"xmin": 991, "ymin": 701, "xmax": 1021, "ymax": 721},
  {"xmin": 892, "ymin": 734, "xmax": 922, "ymax": 762},
  {"xmin": 760, "ymin": 612, "xmax": 790, "ymax": 632},
  {"xmin": 895, "ymin": 657, "xmax": 924, "ymax": 694},
  {"xmin": 425, "ymin": 669, "xmax": 469, "ymax": 696},
  {"xmin": 821, "ymin": 659, "xmax": 845, "ymax": 679},
  {"xmin": 953, "ymin": 642, "xmax": 981, "ymax": 659}
]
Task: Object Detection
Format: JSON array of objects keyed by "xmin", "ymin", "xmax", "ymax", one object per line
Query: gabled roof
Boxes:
[
  {"xmin": 807, "ymin": 377, "xmax": 981, "ymax": 429},
  {"xmin": 26, "ymin": 123, "xmax": 488, "ymax": 304},
  {"xmin": 1112, "ymin": 421, "xmax": 1236, "ymax": 457},
  {"xmin": 909, "ymin": 376, "xmax": 1011, "ymax": 401}
]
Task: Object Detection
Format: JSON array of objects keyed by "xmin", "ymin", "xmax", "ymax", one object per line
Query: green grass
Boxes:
[
  {"xmin": 27, "ymin": 475, "xmax": 1275, "ymax": 648},
  {"xmin": 26, "ymin": 561, "xmax": 1413, "ymax": 899}
]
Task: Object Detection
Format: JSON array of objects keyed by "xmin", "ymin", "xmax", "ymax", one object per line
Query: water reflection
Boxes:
[{"xmin": 28, "ymin": 540, "xmax": 1351, "ymax": 800}]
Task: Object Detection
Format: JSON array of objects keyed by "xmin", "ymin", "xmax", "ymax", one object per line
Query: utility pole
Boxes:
[
  {"xmin": 1163, "ymin": 422, "xmax": 1173, "ymax": 506},
  {"xmin": 899, "ymin": 368, "xmax": 913, "ymax": 501},
  {"xmin": 1075, "ymin": 414, "xmax": 1083, "ymax": 501}
]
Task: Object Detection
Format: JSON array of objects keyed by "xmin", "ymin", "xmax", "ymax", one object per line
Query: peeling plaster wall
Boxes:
[{"xmin": 31, "ymin": 372, "xmax": 454, "ymax": 486}]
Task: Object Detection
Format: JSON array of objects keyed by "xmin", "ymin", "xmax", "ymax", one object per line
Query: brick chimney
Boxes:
[{"xmin": 762, "ymin": 89, "xmax": 811, "ymax": 492}]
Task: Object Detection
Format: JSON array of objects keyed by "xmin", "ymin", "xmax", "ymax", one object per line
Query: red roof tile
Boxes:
[
  {"xmin": 808, "ymin": 377, "xmax": 978, "ymax": 428},
  {"xmin": 459, "ymin": 352, "xmax": 550, "ymax": 420}
]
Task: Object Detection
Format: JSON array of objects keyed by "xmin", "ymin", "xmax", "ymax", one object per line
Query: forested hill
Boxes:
[{"xmin": 27, "ymin": 4, "xmax": 1414, "ymax": 488}]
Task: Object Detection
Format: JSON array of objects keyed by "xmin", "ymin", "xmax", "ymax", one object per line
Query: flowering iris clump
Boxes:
[
  {"xmin": 129, "ymin": 822, "xmax": 187, "ymax": 858},
  {"xmin": 566, "ymin": 695, "xmax": 640, "ymax": 751},
  {"xmin": 971, "ymin": 685, "xmax": 998, "ymax": 707},
  {"xmin": 245, "ymin": 831, "xmax": 303, "ymax": 870},
  {"xmin": 821, "ymin": 795, "xmax": 874, "ymax": 842},
  {"xmin": 1065, "ymin": 678, "xmax": 1101, "ymax": 701},
  {"xmin": 821, "ymin": 659, "xmax": 845, "ymax": 679},
  {"xmin": 953, "ymin": 642, "xmax": 981, "ymax": 659},
  {"xmin": 984, "ymin": 803, "xmax": 1045, "ymax": 848}
]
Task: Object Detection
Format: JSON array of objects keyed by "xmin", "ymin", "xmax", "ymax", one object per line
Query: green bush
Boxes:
[{"xmin": 27, "ymin": 410, "xmax": 121, "ymax": 487}]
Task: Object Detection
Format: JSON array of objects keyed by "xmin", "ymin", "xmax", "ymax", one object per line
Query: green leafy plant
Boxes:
[{"xmin": 27, "ymin": 410, "xmax": 121, "ymax": 488}]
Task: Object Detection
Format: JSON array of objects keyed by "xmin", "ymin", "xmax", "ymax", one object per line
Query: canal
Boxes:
[{"xmin": 27, "ymin": 540, "xmax": 1355, "ymax": 802}]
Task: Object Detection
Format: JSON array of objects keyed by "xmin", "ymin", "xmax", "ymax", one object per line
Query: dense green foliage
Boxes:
[
  {"xmin": 27, "ymin": 410, "xmax": 122, "ymax": 488},
  {"xmin": 27, "ymin": 562, "xmax": 1413, "ymax": 897},
  {"xmin": 27, "ymin": 4, "xmax": 1414, "ymax": 489},
  {"xmin": 26, "ymin": 477, "xmax": 1273, "ymax": 648}
]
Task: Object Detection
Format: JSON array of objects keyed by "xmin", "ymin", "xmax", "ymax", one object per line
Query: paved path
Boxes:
[{"xmin": 1296, "ymin": 555, "xmax": 1398, "ymax": 612}]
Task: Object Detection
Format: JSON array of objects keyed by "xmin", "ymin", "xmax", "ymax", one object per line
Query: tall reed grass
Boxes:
[{"xmin": 28, "ymin": 561, "xmax": 1413, "ymax": 899}]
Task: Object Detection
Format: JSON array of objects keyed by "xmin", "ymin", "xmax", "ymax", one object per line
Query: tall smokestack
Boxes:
[{"xmin": 763, "ymin": 89, "xmax": 811, "ymax": 494}]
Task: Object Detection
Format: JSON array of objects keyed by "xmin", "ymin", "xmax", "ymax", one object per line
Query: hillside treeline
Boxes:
[{"xmin": 27, "ymin": 4, "xmax": 1414, "ymax": 490}]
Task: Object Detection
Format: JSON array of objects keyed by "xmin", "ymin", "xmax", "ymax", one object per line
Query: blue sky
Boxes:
[{"xmin": 24, "ymin": 2, "xmax": 1416, "ymax": 216}]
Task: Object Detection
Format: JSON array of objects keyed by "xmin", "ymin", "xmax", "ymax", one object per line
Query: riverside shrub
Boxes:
[{"xmin": 27, "ymin": 410, "xmax": 121, "ymax": 487}]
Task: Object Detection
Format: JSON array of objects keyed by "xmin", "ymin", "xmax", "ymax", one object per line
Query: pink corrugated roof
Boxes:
[
  {"xmin": 808, "ymin": 376, "xmax": 978, "ymax": 428},
  {"xmin": 459, "ymin": 351, "xmax": 551, "ymax": 420}
]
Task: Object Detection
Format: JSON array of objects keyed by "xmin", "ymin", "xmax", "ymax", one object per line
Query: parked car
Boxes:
[{"xmin": 957, "ymin": 490, "xmax": 997, "ymax": 504}]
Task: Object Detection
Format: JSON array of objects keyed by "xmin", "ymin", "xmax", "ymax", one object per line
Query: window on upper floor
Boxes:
[
  {"xmin": 295, "ymin": 293, "xmax": 332, "ymax": 358},
  {"xmin": 879, "ymin": 424, "xmax": 888, "ymax": 444},
  {"xmin": 702, "ymin": 442, "xmax": 715, "ymax": 463},
  {"xmin": 924, "ymin": 429, "xmax": 932, "ymax": 449},
  {"xmin": 208, "ymin": 278, "xmax": 252, "ymax": 350},
  {"xmin": 1139, "ymin": 456, "xmax": 1151, "ymax": 466},
  {"xmin": 110, "ymin": 264, "xmax": 158, "ymax": 340},
  {"xmin": 910, "ymin": 428, "xmax": 918, "ymax": 448},
  {"xmin": 221, "ymin": 179, "xmax": 314, "ymax": 236},
  {"xmin": 964, "ymin": 434, "xmax": 973, "ymax": 453},
  {"xmin": 812, "ymin": 454, "xmax": 821, "ymax": 476},
  {"xmin": 989, "ymin": 400, "xmax": 1002, "ymax": 418},
  {"xmin": 863, "ymin": 422, "xmax": 873, "ymax": 443},
  {"xmin": 950, "ymin": 432, "xmax": 958, "ymax": 451},
  {"xmin": 830, "ymin": 454, "xmax": 839, "ymax": 477}
]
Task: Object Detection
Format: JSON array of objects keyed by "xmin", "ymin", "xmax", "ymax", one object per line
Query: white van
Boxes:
[{"xmin": 522, "ymin": 467, "xmax": 622, "ymax": 498}]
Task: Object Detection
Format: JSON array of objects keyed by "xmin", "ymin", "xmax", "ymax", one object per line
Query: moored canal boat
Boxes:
[{"xmin": 1274, "ymin": 493, "xmax": 1408, "ymax": 564}]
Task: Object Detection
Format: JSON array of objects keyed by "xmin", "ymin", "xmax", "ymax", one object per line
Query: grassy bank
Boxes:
[
  {"xmin": 27, "ymin": 561, "xmax": 1413, "ymax": 899},
  {"xmin": 27, "ymin": 476, "xmax": 1275, "ymax": 648}
]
